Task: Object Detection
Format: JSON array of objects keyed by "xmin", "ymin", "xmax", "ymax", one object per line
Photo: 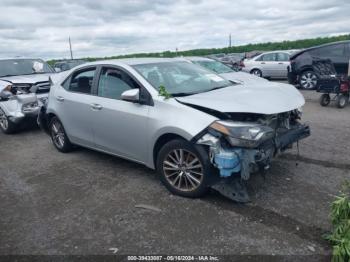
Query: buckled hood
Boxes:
[
  {"xmin": 0, "ymin": 73, "xmax": 53, "ymax": 84},
  {"xmin": 176, "ymin": 82, "xmax": 304, "ymax": 115}
]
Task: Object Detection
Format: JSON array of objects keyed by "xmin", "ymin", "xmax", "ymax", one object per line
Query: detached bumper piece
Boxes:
[{"xmin": 274, "ymin": 124, "xmax": 310, "ymax": 152}]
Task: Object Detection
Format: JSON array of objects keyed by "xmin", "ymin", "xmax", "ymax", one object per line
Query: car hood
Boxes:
[
  {"xmin": 0, "ymin": 73, "xmax": 53, "ymax": 84},
  {"xmin": 220, "ymin": 71, "xmax": 268, "ymax": 84},
  {"xmin": 176, "ymin": 82, "xmax": 305, "ymax": 115}
]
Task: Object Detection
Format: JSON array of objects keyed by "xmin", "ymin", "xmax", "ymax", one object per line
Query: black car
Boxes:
[
  {"xmin": 288, "ymin": 40, "xmax": 350, "ymax": 89},
  {"xmin": 53, "ymin": 60, "xmax": 86, "ymax": 72}
]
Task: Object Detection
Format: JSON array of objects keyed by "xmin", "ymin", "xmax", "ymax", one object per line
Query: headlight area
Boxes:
[
  {"xmin": 197, "ymin": 121, "xmax": 275, "ymax": 181},
  {"xmin": 22, "ymin": 101, "xmax": 39, "ymax": 113},
  {"xmin": 197, "ymin": 118, "xmax": 310, "ymax": 179}
]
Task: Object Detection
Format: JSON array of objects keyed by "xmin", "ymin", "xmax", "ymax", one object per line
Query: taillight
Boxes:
[
  {"xmin": 240, "ymin": 61, "xmax": 245, "ymax": 67},
  {"xmin": 340, "ymin": 83, "xmax": 349, "ymax": 92}
]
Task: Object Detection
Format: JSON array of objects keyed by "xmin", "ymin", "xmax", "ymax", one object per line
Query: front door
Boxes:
[{"xmin": 90, "ymin": 66, "xmax": 151, "ymax": 163}]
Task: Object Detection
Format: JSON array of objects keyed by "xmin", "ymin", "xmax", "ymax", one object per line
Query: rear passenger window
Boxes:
[
  {"xmin": 318, "ymin": 44, "xmax": 345, "ymax": 57},
  {"xmin": 98, "ymin": 68, "xmax": 139, "ymax": 100},
  {"xmin": 260, "ymin": 53, "xmax": 276, "ymax": 61},
  {"xmin": 276, "ymin": 53, "xmax": 289, "ymax": 61},
  {"xmin": 66, "ymin": 68, "xmax": 96, "ymax": 94}
]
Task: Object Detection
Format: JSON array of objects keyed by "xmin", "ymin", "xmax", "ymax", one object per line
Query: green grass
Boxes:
[{"xmin": 325, "ymin": 181, "xmax": 350, "ymax": 262}]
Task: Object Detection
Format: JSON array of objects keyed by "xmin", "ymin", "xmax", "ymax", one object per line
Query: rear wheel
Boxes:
[
  {"xmin": 250, "ymin": 69, "xmax": 262, "ymax": 77},
  {"xmin": 49, "ymin": 117, "xmax": 73, "ymax": 152},
  {"xmin": 156, "ymin": 139, "xmax": 212, "ymax": 198},
  {"xmin": 299, "ymin": 70, "xmax": 318, "ymax": 90},
  {"xmin": 337, "ymin": 94, "xmax": 349, "ymax": 108},
  {"xmin": 319, "ymin": 94, "xmax": 331, "ymax": 107},
  {"xmin": 0, "ymin": 108, "xmax": 17, "ymax": 134}
]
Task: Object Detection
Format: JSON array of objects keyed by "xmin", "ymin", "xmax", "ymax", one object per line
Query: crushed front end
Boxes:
[
  {"xmin": 0, "ymin": 82, "xmax": 49, "ymax": 125},
  {"xmin": 195, "ymin": 110, "xmax": 310, "ymax": 202}
]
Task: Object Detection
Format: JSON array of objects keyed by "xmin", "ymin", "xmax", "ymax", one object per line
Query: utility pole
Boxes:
[
  {"xmin": 69, "ymin": 37, "xmax": 73, "ymax": 60},
  {"xmin": 229, "ymin": 34, "xmax": 232, "ymax": 48}
]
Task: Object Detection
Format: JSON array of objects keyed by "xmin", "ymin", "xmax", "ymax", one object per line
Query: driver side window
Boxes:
[{"xmin": 98, "ymin": 67, "xmax": 139, "ymax": 100}]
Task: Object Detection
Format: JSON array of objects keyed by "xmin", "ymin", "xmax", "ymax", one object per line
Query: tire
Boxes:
[
  {"xmin": 299, "ymin": 70, "xmax": 318, "ymax": 90},
  {"xmin": 319, "ymin": 94, "xmax": 331, "ymax": 107},
  {"xmin": 49, "ymin": 116, "xmax": 73, "ymax": 153},
  {"xmin": 250, "ymin": 69, "xmax": 262, "ymax": 77},
  {"xmin": 337, "ymin": 94, "xmax": 349, "ymax": 109},
  {"xmin": 0, "ymin": 108, "xmax": 17, "ymax": 134},
  {"xmin": 156, "ymin": 139, "xmax": 212, "ymax": 198}
]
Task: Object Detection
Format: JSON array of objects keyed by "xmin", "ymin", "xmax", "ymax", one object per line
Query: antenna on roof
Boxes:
[{"xmin": 69, "ymin": 37, "xmax": 73, "ymax": 60}]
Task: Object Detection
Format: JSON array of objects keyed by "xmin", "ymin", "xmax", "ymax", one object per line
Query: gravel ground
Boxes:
[{"xmin": 0, "ymin": 88, "xmax": 349, "ymax": 260}]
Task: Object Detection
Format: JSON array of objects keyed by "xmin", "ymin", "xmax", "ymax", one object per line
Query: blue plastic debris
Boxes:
[{"xmin": 214, "ymin": 149, "xmax": 242, "ymax": 177}]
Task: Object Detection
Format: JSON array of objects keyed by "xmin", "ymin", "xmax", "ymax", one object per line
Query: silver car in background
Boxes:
[
  {"xmin": 39, "ymin": 58, "xmax": 310, "ymax": 201},
  {"xmin": 242, "ymin": 51, "xmax": 295, "ymax": 79}
]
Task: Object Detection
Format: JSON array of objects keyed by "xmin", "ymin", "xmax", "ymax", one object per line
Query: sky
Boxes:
[{"xmin": 0, "ymin": 0, "xmax": 349, "ymax": 59}]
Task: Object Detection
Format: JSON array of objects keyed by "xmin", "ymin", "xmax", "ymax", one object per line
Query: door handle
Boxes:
[
  {"xmin": 278, "ymin": 62, "xmax": 283, "ymax": 64},
  {"xmin": 261, "ymin": 62, "xmax": 266, "ymax": 64},
  {"xmin": 90, "ymin": 103, "xmax": 103, "ymax": 110},
  {"xmin": 56, "ymin": 96, "xmax": 64, "ymax": 102}
]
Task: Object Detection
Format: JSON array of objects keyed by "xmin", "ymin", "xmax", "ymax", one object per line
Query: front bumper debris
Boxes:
[
  {"xmin": 197, "ymin": 122, "xmax": 310, "ymax": 203},
  {"xmin": 0, "ymin": 93, "xmax": 47, "ymax": 124}
]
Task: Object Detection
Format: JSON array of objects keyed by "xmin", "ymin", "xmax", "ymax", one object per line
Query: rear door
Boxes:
[
  {"xmin": 54, "ymin": 66, "xmax": 97, "ymax": 147},
  {"xmin": 317, "ymin": 43, "xmax": 347, "ymax": 74},
  {"xmin": 256, "ymin": 53, "xmax": 279, "ymax": 77},
  {"xmin": 276, "ymin": 52, "xmax": 290, "ymax": 78}
]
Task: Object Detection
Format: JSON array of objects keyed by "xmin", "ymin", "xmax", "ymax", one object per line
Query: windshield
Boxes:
[
  {"xmin": 0, "ymin": 59, "xmax": 54, "ymax": 77},
  {"xmin": 193, "ymin": 60, "xmax": 233, "ymax": 74},
  {"xmin": 133, "ymin": 61, "xmax": 233, "ymax": 96}
]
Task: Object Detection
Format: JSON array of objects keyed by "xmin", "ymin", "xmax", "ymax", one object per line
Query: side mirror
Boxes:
[
  {"xmin": 121, "ymin": 89, "xmax": 140, "ymax": 103},
  {"xmin": 54, "ymin": 67, "xmax": 61, "ymax": 72}
]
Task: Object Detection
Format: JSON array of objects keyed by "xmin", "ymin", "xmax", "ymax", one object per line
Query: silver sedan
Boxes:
[
  {"xmin": 39, "ymin": 58, "xmax": 309, "ymax": 201},
  {"xmin": 242, "ymin": 51, "xmax": 293, "ymax": 79}
]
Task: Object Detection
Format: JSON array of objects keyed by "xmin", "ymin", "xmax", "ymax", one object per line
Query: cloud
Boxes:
[{"xmin": 0, "ymin": 0, "xmax": 348, "ymax": 59}]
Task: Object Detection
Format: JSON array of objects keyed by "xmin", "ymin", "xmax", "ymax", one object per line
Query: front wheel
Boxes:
[
  {"xmin": 250, "ymin": 69, "xmax": 262, "ymax": 77},
  {"xmin": 49, "ymin": 117, "xmax": 73, "ymax": 152},
  {"xmin": 319, "ymin": 94, "xmax": 330, "ymax": 107},
  {"xmin": 337, "ymin": 94, "xmax": 349, "ymax": 108},
  {"xmin": 156, "ymin": 139, "xmax": 212, "ymax": 198},
  {"xmin": 299, "ymin": 70, "xmax": 318, "ymax": 90},
  {"xmin": 0, "ymin": 108, "xmax": 17, "ymax": 134}
]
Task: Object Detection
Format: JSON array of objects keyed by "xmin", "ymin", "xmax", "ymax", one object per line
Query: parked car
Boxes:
[
  {"xmin": 39, "ymin": 58, "xmax": 309, "ymax": 201},
  {"xmin": 0, "ymin": 58, "xmax": 55, "ymax": 133},
  {"xmin": 180, "ymin": 56, "xmax": 268, "ymax": 84},
  {"xmin": 54, "ymin": 60, "xmax": 87, "ymax": 72},
  {"xmin": 208, "ymin": 53, "xmax": 245, "ymax": 71},
  {"xmin": 242, "ymin": 51, "xmax": 295, "ymax": 79},
  {"xmin": 288, "ymin": 41, "xmax": 350, "ymax": 90}
]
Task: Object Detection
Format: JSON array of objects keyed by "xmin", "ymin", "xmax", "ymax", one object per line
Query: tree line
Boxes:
[{"xmin": 48, "ymin": 34, "xmax": 350, "ymax": 64}]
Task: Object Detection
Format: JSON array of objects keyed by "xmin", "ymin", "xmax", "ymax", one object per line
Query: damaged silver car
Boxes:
[
  {"xmin": 0, "ymin": 58, "xmax": 54, "ymax": 133},
  {"xmin": 39, "ymin": 58, "xmax": 310, "ymax": 202}
]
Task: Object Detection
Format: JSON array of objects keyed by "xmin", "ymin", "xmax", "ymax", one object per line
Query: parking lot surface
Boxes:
[{"xmin": 0, "ymin": 89, "xmax": 349, "ymax": 258}]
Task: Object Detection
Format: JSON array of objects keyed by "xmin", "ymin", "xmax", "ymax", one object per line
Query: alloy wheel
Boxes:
[
  {"xmin": 0, "ymin": 109, "xmax": 8, "ymax": 131},
  {"xmin": 51, "ymin": 120, "xmax": 65, "ymax": 149},
  {"xmin": 251, "ymin": 69, "xmax": 262, "ymax": 77},
  {"xmin": 300, "ymin": 72, "xmax": 317, "ymax": 89},
  {"xmin": 163, "ymin": 149, "xmax": 204, "ymax": 192}
]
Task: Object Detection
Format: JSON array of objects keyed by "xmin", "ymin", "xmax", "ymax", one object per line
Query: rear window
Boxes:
[{"xmin": 316, "ymin": 44, "xmax": 345, "ymax": 57}]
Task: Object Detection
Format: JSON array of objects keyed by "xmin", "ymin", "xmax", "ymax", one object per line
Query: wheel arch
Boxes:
[{"xmin": 152, "ymin": 133, "xmax": 188, "ymax": 169}]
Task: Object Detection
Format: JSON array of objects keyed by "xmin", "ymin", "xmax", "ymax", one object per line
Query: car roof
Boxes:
[{"xmin": 290, "ymin": 40, "xmax": 350, "ymax": 59}]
